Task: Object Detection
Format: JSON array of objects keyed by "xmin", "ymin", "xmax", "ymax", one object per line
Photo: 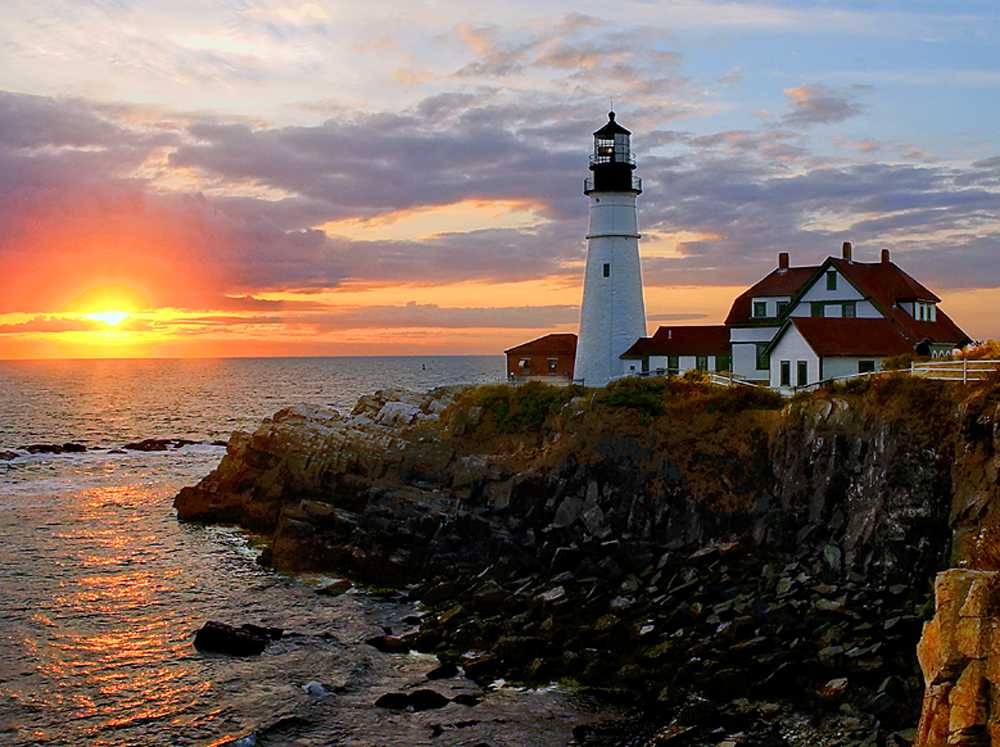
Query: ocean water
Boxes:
[{"xmin": 0, "ymin": 357, "xmax": 615, "ymax": 747}]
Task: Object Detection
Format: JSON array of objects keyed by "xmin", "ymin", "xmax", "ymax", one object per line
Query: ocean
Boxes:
[{"xmin": 0, "ymin": 357, "xmax": 615, "ymax": 747}]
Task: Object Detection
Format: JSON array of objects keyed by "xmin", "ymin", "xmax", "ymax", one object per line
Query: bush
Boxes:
[
  {"xmin": 466, "ymin": 382, "xmax": 585, "ymax": 432},
  {"xmin": 598, "ymin": 377, "xmax": 669, "ymax": 418},
  {"xmin": 882, "ymin": 352, "xmax": 920, "ymax": 371},
  {"xmin": 957, "ymin": 340, "xmax": 1000, "ymax": 360},
  {"xmin": 701, "ymin": 385, "xmax": 784, "ymax": 414}
]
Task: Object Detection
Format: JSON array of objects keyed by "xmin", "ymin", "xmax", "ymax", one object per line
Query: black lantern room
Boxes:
[{"xmin": 584, "ymin": 111, "xmax": 641, "ymax": 195}]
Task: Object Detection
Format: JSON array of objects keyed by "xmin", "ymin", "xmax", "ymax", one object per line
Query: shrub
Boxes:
[
  {"xmin": 465, "ymin": 382, "xmax": 585, "ymax": 432},
  {"xmin": 882, "ymin": 352, "xmax": 919, "ymax": 371},
  {"xmin": 956, "ymin": 340, "xmax": 1000, "ymax": 360},
  {"xmin": 701, "ymin": 385, "xmax": 785, "ymax": 415},
  {"xmin": 598, "ymin": 377, "xmax": 669, "ymax": 418}
]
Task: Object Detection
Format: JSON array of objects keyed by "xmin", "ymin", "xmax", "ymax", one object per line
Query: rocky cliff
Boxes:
[
  {"xmin": 176, "ymin": 378, "xmax": 957, "ymax": 587},
  {"xmin": 174, "ymin": 376, "xmax": 997, "ymax": 745}
]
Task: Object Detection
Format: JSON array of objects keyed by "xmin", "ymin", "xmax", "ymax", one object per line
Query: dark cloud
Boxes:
[
  {"xmin": 143, "ymin": 303, "xmax": 579, "ymax": 332},
  {"xmin": 781, "ymin": 83, "xmax": 872, "ymax": 127},
  {"xmin": 646, "ymin": 312, "xmax": 710, "ymax": 322},
  {"xmin": 1, "ymin": 79, "xmax": 999, "ymax": 321}
]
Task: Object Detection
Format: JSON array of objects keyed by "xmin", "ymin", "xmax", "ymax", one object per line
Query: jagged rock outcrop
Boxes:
[
  {"xmin": 175, "ymin": 380, "xmax": 956, "ymax": 588},
  {"xmin": 950, "ymin": 390, "xmax": 1000, "ymax": 569},
  {"xmin": 915, "ymin": 388, "xmax": 1000, "ymax": 745},
  {"xmin": 916, "ymin": 569, "xmax": 1000, "ymax": 745}
]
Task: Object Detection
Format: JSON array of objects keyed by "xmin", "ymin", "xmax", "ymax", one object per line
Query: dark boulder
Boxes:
[
  {"xmin": 193, "ymin": 620, "xmax": 280, "ymax": 656},
  {"xmin": 25, "ymin": 443, "xmax": 87, "ymax": 454}
]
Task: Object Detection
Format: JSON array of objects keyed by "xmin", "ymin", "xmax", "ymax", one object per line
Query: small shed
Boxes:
[{"xmin": 505, "ymin": 333, "xmax": 577, "ymax": 381}]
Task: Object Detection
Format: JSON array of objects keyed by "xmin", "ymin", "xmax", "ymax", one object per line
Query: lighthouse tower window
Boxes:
[{"xmin": 603, "ymin": 263, "xmax": 610, "ymax": 277}]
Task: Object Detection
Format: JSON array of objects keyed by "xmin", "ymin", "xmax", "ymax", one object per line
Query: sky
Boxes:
[{"xmin": 1, "ymin": 0, "xmax": 999, "ymax": 359}]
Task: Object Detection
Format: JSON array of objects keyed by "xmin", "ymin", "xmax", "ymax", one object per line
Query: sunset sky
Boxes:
[{"xmin": 1, "ymin": 0, "xmax": 999, "ymax": 359}]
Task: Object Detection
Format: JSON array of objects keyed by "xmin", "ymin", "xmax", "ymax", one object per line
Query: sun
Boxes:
[
  {"xmin": 50, "ymin": 282, "xmax": 155, "ymax": 358},
  {"xmin": 86, "ymin": 311, "xmax": 131, "ymax": 326}
]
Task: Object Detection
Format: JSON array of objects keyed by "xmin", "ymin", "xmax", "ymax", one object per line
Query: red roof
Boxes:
[
  {"xmin": 725, "ymin": 266, "xmax": 818, "ymax": 325},
  {"xmin": 621, "ymin": 325, "xmax": 730, "ymax": 358},
  {"xmin": 504, "ymin": 333, "xmax": 577, "ymax": 356},
  {"xmin": 776, "ymin": 317, "xmax": 913, "ymax": 357},
  {"xmin": 830, "ymin": 259, "xmax": 969, "ymax": 346},
  {"xmin": 727, "ymin": 254, "xmax": 969, "ymax": 347}
]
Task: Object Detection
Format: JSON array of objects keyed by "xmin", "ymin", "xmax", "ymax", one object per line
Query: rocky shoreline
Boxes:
[{"xmin": 173, "ymin": 376, "xmax": 1000, "ymax": 746}]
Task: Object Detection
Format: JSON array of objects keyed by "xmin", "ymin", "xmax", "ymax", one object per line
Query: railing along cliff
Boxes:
[{"xmin": 909, "ymin": 358, "xmax": 1000, "ymax": 383}]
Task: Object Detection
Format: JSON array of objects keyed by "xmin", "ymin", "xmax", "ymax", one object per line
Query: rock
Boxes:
[
  {"xmin": 316, "ymin": 578, "xmax": 353, "ymax": 596},
  {"xmin": 427, "ymin": 661, "xmax": 460, "ymax": 680},
  {"xmin": 302, "ymin": 681, "xmax": 327, "ymax": 696},
  {"xmin": 818, "ymin": 677, "xmax": 850, "ymax": 701},
  {"xmin": 539, "ymin": 586, "xmax": 566, "ymax": 603},
  {"xmin": 374, "ymin": 689, "xmax": 450, "ymax": 711},
  {"xmin": 408, "ymin": 689, "xmax": 451, "ymax": 711},
  {"xmin": 374, "ymin": 692, "xmax": 410, "ymax": 709},
  {"xmin": 0, "ymin": 449, "xmax": 18, "ymax": 460},
  {"xmin": 123, "ymin": 439, "xmax": 172, "ymax": 451},
  {"xmin": 552, "ymin": 495, "xmax": 583, "ymax": 528},
  {"xmin": 25, "ymin": 443, "xmax": 87, "ymax": 454},
  {"xmin": 193, "ymin": 621, "xmax": 277, "ymax": 656},
  {"xmin": 915, "ymin": 569, "xmax": 1000, "ymax": 746}
]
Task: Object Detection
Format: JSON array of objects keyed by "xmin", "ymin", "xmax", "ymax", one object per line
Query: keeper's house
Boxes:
[{"xmin": 622, "ymin": 241, "xmax": 970, "ymax": 391}]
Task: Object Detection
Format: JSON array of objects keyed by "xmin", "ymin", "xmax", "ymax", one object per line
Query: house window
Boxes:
[
  {"xmin": 519, "ymin": 358, "xmax": 530, "ymax": 374},
  {"xmin": 780, "ymin": 361, "xmax": 791, "ymax": 387},
  {"xmin": 811, "ymin": 302, "xmax": 824, "ymax": 318},
  {"xmin": 548, "ymin": 358, "xmax": 558, "ymax": 374},
  {"xmin": 842, "ymin": 302, "xmax": 856, "ymax": 318},
  {"xmin": 602, "ymin": 263, "xmax": 610, "ymax": 277},
  {"xmin": 696, "ymin": 355, "xmax": 708, "ymax": 371},
  {"xmin": 797, "ymin": 361, "xmax": 808, "ymax": 387},
  {"xmin": 755, "ymin": 344, "xmax": 769, "ymax": 371},
  {"xmin": 777, "ymin": 301, "xmax": 789, "ymax": 316},
  {"xmin": 753, "ymin": 301, "xmax": 767, "ymax": 318},
  {"xmin": 859, "ymin": 360, "xmax": 876, "ymax": 374},
  {"xmin": 826, "ymin": 271, "xmax": 837, "ymax": 291},
  {"xmin": 667, "ymin": 355, "xmax": 679, "ymax": 376}
]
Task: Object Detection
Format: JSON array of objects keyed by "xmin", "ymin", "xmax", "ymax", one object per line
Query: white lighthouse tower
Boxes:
[{"xmin": 574, "ymin": 112, "xmax": 647, "ymax": 386}]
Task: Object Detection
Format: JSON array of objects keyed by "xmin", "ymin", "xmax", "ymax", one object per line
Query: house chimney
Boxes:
[
  {"xmin": 881, "ymin": 249, "xmax": 890, "ymax": 264},
  {"xmin": 778, "ymin": 252, "xmax": 789, "ymax": 270},
  {"xmin": 842, "ymin": 241, "xmax": 853, "ymax": 262}
]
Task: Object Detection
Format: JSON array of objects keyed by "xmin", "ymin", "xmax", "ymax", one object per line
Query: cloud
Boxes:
[
  {"xmin": 781, "ymin": 83, "xmax": 872, "ymax": 127},
  {"xmin": 0, "ymin": 315, "xmax": 83, "ymax": 334},
  {"xmin": 307, "ymin": 302, "xmax": 580, "ymax": 331},
  {"xmin": 2, "ymin": 80, "xmax": 1000, "ymax": 329}
]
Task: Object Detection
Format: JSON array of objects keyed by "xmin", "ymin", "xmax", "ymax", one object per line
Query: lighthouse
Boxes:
[{"xmin": 574, "ymin": 112, "xmax": 647, "ymax": 386}]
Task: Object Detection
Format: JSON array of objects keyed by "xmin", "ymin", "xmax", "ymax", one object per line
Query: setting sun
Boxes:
[{"xmin": 87, "ymin": 312, "xmax": 131, "ymax": 326}]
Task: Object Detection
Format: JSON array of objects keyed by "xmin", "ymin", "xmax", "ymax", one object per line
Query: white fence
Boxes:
[
  {"xmin": 793, "ymin": 358, "xmax": 1000, "ymax": 392},
  {"xmin": 910, "ymin": 359, "xmax": 1000, "ymax": 383}
]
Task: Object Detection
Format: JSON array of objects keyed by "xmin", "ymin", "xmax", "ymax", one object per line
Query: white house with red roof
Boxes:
[
  {"xmin": 617, "ymin": 241, "xmax": 969, "ymax": 390},
  {"xmin": 729, "ymin": 242, "xmax": 969, "ymax": 389}
]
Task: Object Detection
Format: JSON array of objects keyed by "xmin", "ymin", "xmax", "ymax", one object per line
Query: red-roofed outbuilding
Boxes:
[
  {"xmin": 620, "ymin": 325, "xmax": 731, "ymax": 375},
  {"xmin": 505, "ymin": 334, "xmax": 577, "ymax": 381}
]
